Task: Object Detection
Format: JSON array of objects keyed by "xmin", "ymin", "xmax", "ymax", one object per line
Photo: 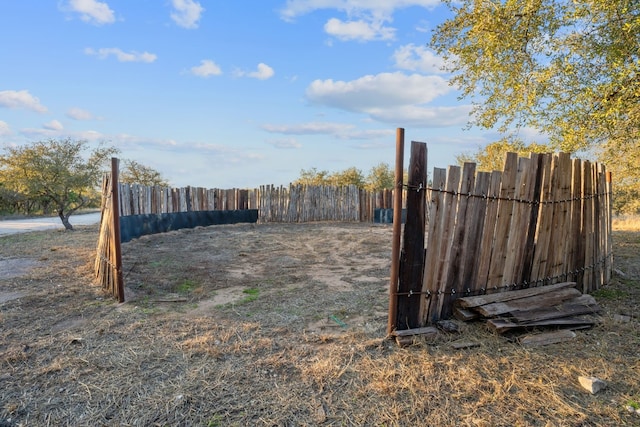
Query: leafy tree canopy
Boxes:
[
  {"xmin": 0, "ymin": 138, "xmax": 117, "ymax": 229},
  {"xmin": 329, "ymin": 167, "xmax": 366, "ymax": 188},
  {"xmin": 120, "ymin": 159, "xmax": 169, "ymax": 187},
  {"xmin": 294, "ymin": 164, "xmax": 396, "ymax": 190},
  {"xmin": 432, "ymin": 0, "xmax": 640, "ymax": 213},
  {"xmin": 294, "ymin": 167, "xmax": 332, "ymax": 186},
  {"xmin": 365, "ymin": 162, "xmax": 395, "ymax": 191},
  {"xmin": 456, "ymin": 138, "xmax": 551, "ymax": 172}
]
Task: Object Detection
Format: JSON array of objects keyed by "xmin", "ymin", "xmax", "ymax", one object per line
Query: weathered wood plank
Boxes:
[
  {"xmin": 431, "ymin": 165, "xmax": 462, "ymax": 324},
  {"xmin": 455, "ymin": 282, "xmax": 577, "ymax": 309},
  {"xmin": 567, "ymin": 158, "xmax": 583, "ymax": 284},
  {"xmin": 486, "ymin": 152, "xmax": 518, "ymax": 290},
  {"xmin": 530, "ymin": 154, "xmax": 554, "ymax": 283},
  {"xmin": 396, "ymin": 141, "xmax": 427, "ymax": 330},
  {"xmin": 475, "ymin": 287, "xmax": 582, "ymax": 317},
  {"xmin": 519, "ymin": 153, "xmax": 544, "ymax": 284},
  {"xmin": 453, "ymin": 306, "xmax": 478, "ymax": 321},
  {"xmin": 442, "ymin": 162, "xmax": 476, "ymax": 319},
  {"xmin": 510, "ymin": 296, "xmax": 599, "ymax": 323},
  {"xmin": 473, "ymin": 170, "xmax": 502, "ymax": 291},
  {"xmin": 420, "ymin": 167, "xmax": 447, "ymax": 325},
  {"xmin": 487, "ymin": 317, "xmax": 595, "ymax": 334},
  {"xmin": 393, "ymin": 326, "xmax": 439, "ymax": 337},
  {"xmin": 547, "ymin": 153, "xmax": 572, "ymax": 281},
  {"xmin": 582, "ymin": 160, "xmax": 595, "ymax": 293},
  {"xmin": 504, "ymin": 156, "xmax": 540, "ymax": 285},
  {"xmin": 461, "ymin": 172, "xmax": 491, "ymax": 295}
]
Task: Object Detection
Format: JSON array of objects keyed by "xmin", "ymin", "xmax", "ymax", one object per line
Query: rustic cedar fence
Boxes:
[
  {"xmin": 258, "ymin": 184, "xmax": 394, "ymax": 223},
  {"xmin": 116, "ymin": 182, "xmax": 394, "ymax": 222},
  {"xmin": 95, "ymin": 160, "xmax": 396, "ymax": 301},
  {"xmin": 393, "ymin": 141, "xmax": 613, "ymax": 330},
  {"xmin": 94, "ymin": 159, "xmax": 125, "ymax": 302},
  {"xmin": 118, "ymin": 184, "xmax": 258, "ymax": 216}
]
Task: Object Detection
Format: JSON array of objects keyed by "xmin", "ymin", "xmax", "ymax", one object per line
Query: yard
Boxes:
[{"xmin": 1, "ymin": 220, "xmax": 639, "ymax": 426}]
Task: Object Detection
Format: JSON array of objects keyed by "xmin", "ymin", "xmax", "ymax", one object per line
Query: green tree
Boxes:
[
  {"xmin": 120, "ymin": 159, "xmax": 169, "ymax": 187},
  {"xmin": 294, "ymin": 167, "xmax": 331, "ymax": 186},
  {"xmin": 456, "ymin": 139, "xmax": 551, "ymax": 172},
  {"xmin": 0, "ymin": 138, "xmax": 117, "ymax": 229},
  {"xmin": 365, "ymin": 162, "xmax": 395, "ymax": 190},
  {"xmin": 432, "ymin": 0, "xmax": 640, "ymax": 213},
  {"xmin": 328, "ymin": 167, "xmax": 365, "ymax": 187}
]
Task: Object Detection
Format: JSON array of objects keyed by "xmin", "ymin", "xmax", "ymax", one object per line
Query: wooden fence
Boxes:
[
  {"xmin": 94, "ymin": 159, "xmax": 124, "ymax": 302},
  {"xmin": 115, "ymin": 182, "xmax": 395, "ymax": 222},
  {"xmin": 395, "ymin": 150, "xmax": 613, "ymax": 327},
  {"xmin": 118, "ymin": 184, "xmax": 258, "ymax": 216},
  {"xmin": 258, "ymin": 184, "xmax": 394, "ymax": 223},
  {"xmin": 95, "ymin": 165, "xmax": 396, "ymax": 301},
  {"xmin": 97, "ymin": 150, "xmax": 612, "ymax": 324}
]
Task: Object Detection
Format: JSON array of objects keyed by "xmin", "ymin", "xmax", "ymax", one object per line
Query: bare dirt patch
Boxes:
[
  {"xmin": 1, "ymin": 221, "xmax": 639, "ymax": 426},
  {"xmin": 0, "ymin": 258, "xmax": 43, "ymax": 280}
]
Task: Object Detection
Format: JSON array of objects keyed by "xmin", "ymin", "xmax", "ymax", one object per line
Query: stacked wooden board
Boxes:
[{"xmin": 453, "ymin": 282, "xmax": 601, "ymax": 335}]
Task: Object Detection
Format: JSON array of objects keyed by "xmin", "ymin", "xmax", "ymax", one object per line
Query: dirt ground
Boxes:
[{"xmin": 0, "ymin": 220, "xmax": 639, "ymax": 426}]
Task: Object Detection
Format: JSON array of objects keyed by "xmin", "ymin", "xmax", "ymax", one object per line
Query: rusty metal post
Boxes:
[{"xmin": 387, "ymin": 128, "xmax": 404, "ymax": 336}]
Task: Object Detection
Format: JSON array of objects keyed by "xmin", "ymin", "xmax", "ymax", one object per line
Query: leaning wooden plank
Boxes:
[
  {"xmin": 486, "ymin": 318, "xmax": 519, "ymax": 334},
  {"xmin": 486, "ymin": 153, "xmax": 518, "ymax": 289},
  {"xmin": 394, "ymin": 327, "xmax": 439, "ymax": 347},
  {"xmin": 475, "ymin": 287, "xmax": 582, "ymax": 317},
  {"xmin": 487, "ymin": 317, "xmax": 595, "ymax": 334},
  {"xmin": 519, "ymin": 330, "xmax": 576, "ymax": 347},
  {"xmin": 519, "ymin": 316, "xmax": 596, "ymax": 328},
  {"xmin": 455, "ymin": 282, "xmax": 577, "ymax": 309},
  {"xmin": 511, "ymin": 302, "xmax": 600, "ymax": 323},
  {"xmin": 453, "ymin": 306, "xmax": 479, "ymax": 321},
  {"xmin": 393, "ymin": 326, "xmax": 439, "ymax": 338}
]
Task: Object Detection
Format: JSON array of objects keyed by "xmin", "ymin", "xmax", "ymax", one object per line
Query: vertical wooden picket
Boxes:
[{"xmin": 486, "ymin": 152, "xmax": 518, "ymax": 291}]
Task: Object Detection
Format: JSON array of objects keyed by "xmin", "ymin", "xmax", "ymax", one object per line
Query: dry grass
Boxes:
[
  {"xmin": 612, "ymin": 215, "xmax": 640, "ymax": 231},
  {"xmin": 0, "ymin": 221, "xmax": 639, "ymax": 426}
]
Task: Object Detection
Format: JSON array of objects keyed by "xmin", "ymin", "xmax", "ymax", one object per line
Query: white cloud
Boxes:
[
  {"xmin": 43, "ymin": 120, "xmax": 64, "ymax": 131},
  {"xmin": 366, "ymin": 105, "xmax": 473, "ymax": 127},
  {"xmin": 266, "ymin": 138, "xmax": 302, "ymax": 149},
  {"xmin": 84, "ymin": 47, "xmax": 157, "ymax": 63},
  {"xmin": 20, "ymin": 128, "xmax": 59, "ymax": 138},
  {"xmin": 190, "ymin": 60, "xmax": 222, "ymax": 77},
  {"xmin": 66, "ymin": 107, "xmax": 95, "ymax": 120},
  {"xmin": 19, "ymin": 126, "xmax": 107, "ymax": 141},
  {"xmin": 63, "ymin": 0, "xmax": 115, "ymax": 25},
  {"xmin": 303, "ymin": 72, "xmax": 474, "ymax": 128},
  {"xmin": 345, "ymin": 128, "xmax": 395, "ymax": 139},
  {"xmin": 393, "ymin": 44, "xmax": 447, "ymax": 74},
  {"xmin": 262, "ymin": 122, "xmax": 395, "ymax": 140},
  {"xmin": 0, "ymin": 90, "xmax": 48, "ymax": 113},
  {"xmin": 262, "ymin": 122, "xmax": 355, "ymax": 136},
  {"xmin": 280, "ymin": 0, "xmax": 440, "ymax": 22},
  {"xmin": 170, "ymin": 0, "xmax": 204, "ymax": 29},
  {"xmin": 324, "ymin": 18, "xmax": 395, "ymax": 41},
  {"xmin": 235, "ymin": 63, "xmax": 275, "ymax": 80},
  {"xmin": 306, "ymin": 72, "xmax": 451, "ymax": 112},
  {"xmin": 280, "ymin": 0, "xmax": 439, "ymax": 41},
  {"xmin": 248, "ymin": 63, "xmax": 275, "ymax": 80},
  {"xmin": 0, "ymin": 121, "xmax": 11, "ymax": 136}
]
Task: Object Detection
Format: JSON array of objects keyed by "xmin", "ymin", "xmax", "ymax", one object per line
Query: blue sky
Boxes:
[{"xmin": 1, "ymin": 0, "xmax": 503, "ymax": 188}]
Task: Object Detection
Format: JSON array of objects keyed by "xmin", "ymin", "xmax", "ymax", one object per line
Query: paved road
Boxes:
[{"xmin": 0, "ymin": 212, "xmax": 102, "ymax": 236}]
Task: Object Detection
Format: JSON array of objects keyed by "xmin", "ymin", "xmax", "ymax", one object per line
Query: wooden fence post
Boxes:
[
  {"xmin": 395, "ymin": 140, "xmax": 427, "ymax": 330},
  {"xmin": 110, "ymin": 158, "xmax": 125, "ymax": 302},
  {"xmin": 387, "ymin": 128, "xmax": 404, "ymax": 335}
]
